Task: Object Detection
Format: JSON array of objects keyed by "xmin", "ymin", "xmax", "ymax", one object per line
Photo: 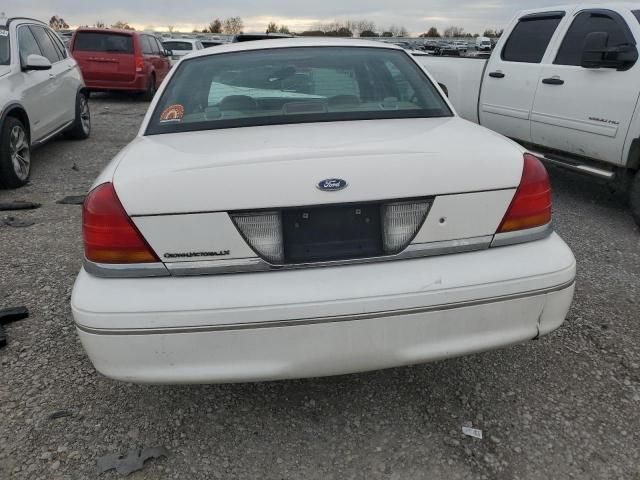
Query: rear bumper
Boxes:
[
  {"xmin": 84, "ymin": 75, "xmax": 147, "ymax": 92},
  {"xmin": 72, "ymin": 233, "xmax": 576, "ymax": 384}
]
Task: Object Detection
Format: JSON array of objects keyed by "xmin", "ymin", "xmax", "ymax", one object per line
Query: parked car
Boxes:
[
  {"xmin": 162, "ymin": 38, "xmax": 203, "ymax": 65},
  {"xmin": 0, "ymin": 16, "xmax": 90, "ymax": 188},
  {"xmin": 201, "ymin": 40, "xmax": 224, "ymax": 49},
  {"xmin": 70, "ymin": 28, "xmax": 171, "ymax": 100},
  {"xmin": 418, "ymin": 4, "xmax": 640, "ymax": 226},
  {"xmin": 58, "ymin": 30, "xmax": 73, "ymax": 47},
  {"xmin": 475, "ymin": 36, "xmax": 493, "ymax": 51},
  {"xmin": 422, "ymin": 40, "xmax": 439, "ymax": 52},
  {"xmin": 232, "ymin": 33, "xmax": 294, "ymax": 42},
  {"xmin": 72, "ymin": 38, "xmax": 576, "ymax": 384},
  {"xmin": 452, "ymin": 40, "xmax": 469, "ymax": 52}
]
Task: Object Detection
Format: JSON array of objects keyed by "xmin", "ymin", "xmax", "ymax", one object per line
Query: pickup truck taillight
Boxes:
[
  {"xmin": 497, "ymin": 154, "xmax": 552, "ymax": 233},
  {"xmin": 83, "ymin": 183, "xmax": 158, "ymax": 264}
]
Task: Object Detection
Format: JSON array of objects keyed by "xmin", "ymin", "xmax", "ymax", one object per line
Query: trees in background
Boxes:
[
  {"xmin": 266, "ymin": 22, "xmax": 278, "ymax": 33},
  {"xmin": 443, "ymin": 26, "xmax": 465, "ymax": 38},
  {"xmin": 223, "ymin": 17, "xmax": 244, "ymax": 35},
  {"xmin": 111, "ymin": 21, "xmax": 135, "ymax": 30},
  {"xmin": 266, "ymin": 22, "xmax": 290, "ymax": 34},
  {"xmin": 299, "ymin": 20, "xmax": 408, "ymax": 38},
  {"xmin": 49, "ymin": 16, "xmax": 69, "ymax": 30},
  {"xmin": 386, "ymin": 25, "xmax": 408, "ymax": 37},
  {"xmin": 207, "ymin": 19, "xmax": 223, "ymax": 33},
  {"xmin": 49, "ymin": 12, "xmax": 504, "ymax": 39},
  {"xmin": 483, "ymin": 28, "xmax": 504, "ymax": 38},
  {"xmin": 420, "ymin": 27, "xmax": 441, "ymax": 38}
]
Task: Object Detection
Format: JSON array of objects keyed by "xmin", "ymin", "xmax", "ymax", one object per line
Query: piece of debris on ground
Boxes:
[
  {"xmin": 0, "ymin": 306, "xmax": 30, "ymax": 324},
  {"xmin": 48, "ymin": 410, "xmax": 74, "ymax": 420},
  {"xmin": 57, "ymin": 195, "xmax": 86, "ymax": 205},
  {"xmin": 1, "ymin": 216, "xmax": 35, "ymax": 227},
  {"xmin": 462, "ymin": 426, "xmax": 483, "ymax": 439},
  {"xmin": 0, "ymin": 306, "xmax": 29, "ymax": 349},
  {"xmin": 97, "ymin": 447, "xmax": 168, "ymax": 476},
  {"xmin": 0, "ymin": 201, "xmax": 41, "ymax": 211}
]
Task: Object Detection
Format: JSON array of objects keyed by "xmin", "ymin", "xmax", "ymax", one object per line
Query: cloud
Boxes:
[{"xmin": 2, "ymin": 0, "xmax": 626, "ymax": 35}]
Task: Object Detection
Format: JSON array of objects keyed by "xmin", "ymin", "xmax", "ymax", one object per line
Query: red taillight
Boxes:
[
  {"xmin": 83, "ymin": 183, "xmax": 158, "ymax": 264},
  {"xmin": 498, "ymin": 154, "xmax": 552, "ymax": 233},
  {"xmin": 135, "ymin": 56, "xmax": 144, "ymax": 73}
]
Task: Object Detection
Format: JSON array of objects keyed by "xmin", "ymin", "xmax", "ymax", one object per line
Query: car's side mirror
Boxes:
[
  {"xmin": 581, "ymin": 31, "xmax": 639, "ymax": 71},
  {"xmin": 23, "ymin": 54, "xmax": 52, "ymax": 71},
  {"xmin": 163, "ymin": 49, "xmax": 172, "ymax": 57}
]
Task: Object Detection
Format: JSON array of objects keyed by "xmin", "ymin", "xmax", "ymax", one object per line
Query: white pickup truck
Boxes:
[{"xmin": 418, "ymin": 4, "xmax": 640, "ymax": 226}]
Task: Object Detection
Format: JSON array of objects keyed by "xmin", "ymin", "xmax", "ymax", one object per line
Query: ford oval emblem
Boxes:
[{"xmin": 317, "ymin": 178, "xmax": 348, "ymax": 192}]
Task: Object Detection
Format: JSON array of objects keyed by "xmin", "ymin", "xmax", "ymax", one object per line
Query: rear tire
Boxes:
[
  {"xmin": 630, "ymin": 170, "xmax": 640, "ymax": 227},
  {"xmin": 65, "ymin": 91, "xmax": 91, "ymax": 140},
  {"xmin": 0, "ymin": 117, "xmax": 31, "ymax": 189},
  {"xmin": 142, "ymin": 75, "xmax": 156, "ymax": 101}
]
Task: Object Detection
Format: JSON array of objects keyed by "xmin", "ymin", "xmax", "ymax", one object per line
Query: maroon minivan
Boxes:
[{"xmin": 70, "ymin": 29, "xmax": 171, "ymax": 100}]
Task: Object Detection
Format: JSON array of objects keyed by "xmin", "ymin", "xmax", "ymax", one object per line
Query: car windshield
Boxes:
[
  {"xmin": 0, "ymin": 28, "xmax": 9, "ymax": 65},
  {"xmin": 74, "ymin": 32, "xmax": 134, "ymax": 53},
  {"xmin": 164, "ymin": 41, "xmax": 193, "ymax": 51},
  {"xmin": 147, "ymin": 46, "xmax": 451, "ymax": 135}
]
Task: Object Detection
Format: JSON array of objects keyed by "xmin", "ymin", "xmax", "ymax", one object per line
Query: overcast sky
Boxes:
[{"xmin": 1, "ymin": 0, "xmax": 627, "ymax": 35}]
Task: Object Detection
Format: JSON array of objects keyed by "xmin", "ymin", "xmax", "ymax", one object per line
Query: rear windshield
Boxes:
[
  {"xmin": 163, "ymin": 41, "xmax": 193, "ymax": 51},
  {"xmin": 74, "ymin": 32, "xmax": 134, "ymax": 54},
  {"xmin": 0, "ymin": 28, "xmax": 9, "ymax": 65},
  {"xmin": 147, "ymin": 46, "xmax": 451, "ymax": 135}
]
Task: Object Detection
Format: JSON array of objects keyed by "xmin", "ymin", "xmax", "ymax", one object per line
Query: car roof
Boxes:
[
  {"xmin": 75, "ymin": 27, "xmax": 137, "ymax": 35},
  {"xmin": 163, "ymin": 38, "xmax": 201, "ymax": 43},
  {"xmin": 516, "ymin": 3, "xmax": 640, "ymax": 17},
  {"xmin": 2, "ymin": 17, "xmax": 46, "ymax": 28},
  {"xmin": 184, "ymin": 37, "xmax": 402, "ymax": 61}
]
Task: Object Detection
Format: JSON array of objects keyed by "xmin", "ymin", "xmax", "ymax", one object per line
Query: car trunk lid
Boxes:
[{"xmin": 113, "ymin": 117, "xmax": 523, "ymax": 215}]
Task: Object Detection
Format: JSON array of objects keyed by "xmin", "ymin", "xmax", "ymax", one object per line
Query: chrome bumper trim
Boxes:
[
  {"xmin": 83, "ymin": 260, "xmax": 170, "ymax": 278},
  {"xmin": 491, "ymin": 223, "xmax": 553, "ymax": 248},
  {"xmin": 83, "ymin": 226, "xmax": 553, "ymax": 279},
  {"xmin": 164, "ymin": 236, "xmax": 493, "ymax": 276},
  {"xmin": 74, "ymin": 279, "xmax": 576, "ymax": 336}
]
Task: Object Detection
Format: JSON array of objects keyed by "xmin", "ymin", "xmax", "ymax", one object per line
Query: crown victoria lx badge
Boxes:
[{"xmin": 317, "ymin": 178, "xmax": 348, "ymax": 192}]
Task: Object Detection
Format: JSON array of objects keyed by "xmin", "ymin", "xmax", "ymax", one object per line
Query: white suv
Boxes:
[{"xmin": 0, "ymin": 16, "xmax": 90, "ymax": 188}]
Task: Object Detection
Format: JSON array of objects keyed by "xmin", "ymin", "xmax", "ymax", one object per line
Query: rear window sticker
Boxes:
[{"xmin": 159, "ymin": 104, "xmax": 185, "ymax": 123}]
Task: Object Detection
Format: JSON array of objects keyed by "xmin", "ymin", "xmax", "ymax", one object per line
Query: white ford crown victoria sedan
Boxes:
[{"xmin": 71, "ymin": 39, "xmax": 576, "ymax": 384}]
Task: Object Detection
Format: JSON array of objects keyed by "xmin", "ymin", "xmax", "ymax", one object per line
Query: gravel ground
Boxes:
[{"xmin": 1, "ymin": 95, "xmax": 639, "ymax": 480}]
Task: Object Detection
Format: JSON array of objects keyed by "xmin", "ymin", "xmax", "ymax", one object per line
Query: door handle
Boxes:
[
  {"xmin": 489, "ymin": 71, "xmax": 505, "ymax": 78},
  {"xmin": 542, "ymin": 77, "xmax": 564, "ymax": 85}
]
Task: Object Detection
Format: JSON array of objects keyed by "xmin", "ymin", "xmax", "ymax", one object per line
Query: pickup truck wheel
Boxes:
[
  {"xmin": 0, "ymin": 117, "xmax": 31, "ymax": 189},
  {"xmin": 630, "ymin": 170, "xmax": 640, "ymax": 227},
  {"xmin": 65, "ymin": 92, "xmax": 91, "ymax": 140}
]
